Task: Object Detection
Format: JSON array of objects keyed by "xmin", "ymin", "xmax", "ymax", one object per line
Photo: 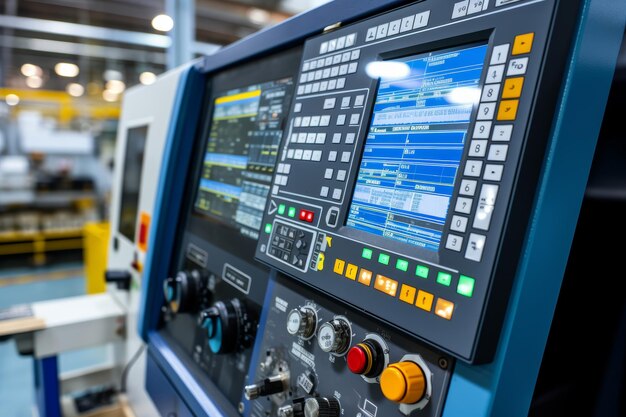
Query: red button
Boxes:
[
  {"xmin": 347, "ymin": 345, "xmax": 368, "ymax": 374},
  {"xmin": 299, "ymin": 209, "xmax": 315, "ymax": 223}
]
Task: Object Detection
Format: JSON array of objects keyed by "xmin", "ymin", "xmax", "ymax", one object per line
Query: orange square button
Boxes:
[
  {"xmin": 333, "ymin": 259, "xmax": 345, "ymax": 275},
  {"xmin": 374, "ymin": 275, "xmax": 398, "ymax": 297},
  {"xmin": 345, "ymin": 263, "xmax": 358, "ymax": 280},
  {"xmin": 502, "ymin": 77, "xmax": 524, "ymax": 99},
  {"xmin": 435, "ymin": 298, "xmax": 455, "ymax": 320},
  {"xmin": 513, "ymin": 33, "xmax": 534, "ymax": 55},
  {"xmin": 399, "ymin": 284, "xmax": 416, "ymax": 305},
  {"xmin": 415, "ymin": 290, "xmax": 434, "ymax": 312},
  {"xmin": 497, "ymin": 100, "xmax": 520, "ymax": 121},
  {"xmin": 358, "ymin": 269, "xmax": 373, "ymax": 286}
]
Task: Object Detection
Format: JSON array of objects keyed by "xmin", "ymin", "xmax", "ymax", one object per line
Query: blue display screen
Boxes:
[{"xmin": 346, "ymin": 43, "xmax": 488, "ymax": 251}]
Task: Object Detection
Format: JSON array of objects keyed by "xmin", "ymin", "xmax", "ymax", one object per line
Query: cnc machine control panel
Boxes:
[{"xmin": 256, "ymin": 0, "xmax": 564, "ymax": 362}]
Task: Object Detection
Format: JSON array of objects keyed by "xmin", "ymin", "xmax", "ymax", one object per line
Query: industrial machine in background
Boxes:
[
  {"xmin": 104, "ymin": 63, "xmax": 206, "ymax": 417},
  {"xmin": 137, "ymin": 1, "xmax": 626, "ymax": 417}
]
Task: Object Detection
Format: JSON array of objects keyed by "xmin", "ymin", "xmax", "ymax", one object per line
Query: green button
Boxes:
[
  {"xmin": 436, "ymin": 272, "xmax": 452, "ymax": 287},
  {"xmin": 416, "ymin": 265, "xmax": 429, "ymax": 279},
  {"xmin": 457, "ymin": 275, "xmax": 475, "ymax": 297},
  {"xmin": 264, "ymin": 223, "xmax": 272, "ymax": 234},
  {"xmin": 278, "ymin": 204, "xmax": 286, "ymax": 215},
  {"xmin": 396, "ymin": 259, "xmax": 409, "ymax": 272},
  {"xmin": 362, "ymin": 248, "xmax": 373, "ymax": 260},
  {"xmin": 378, "ymin": 253, "xmax": 390, "ymax": 265},
  {"xmin": 288, "ymin": 207, "xmax": 296, "ymax": 218}
]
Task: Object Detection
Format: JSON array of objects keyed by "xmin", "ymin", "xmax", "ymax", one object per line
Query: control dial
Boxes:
[
  {"xmin": 347, "ymin": 338, "xmax": 385, "ymax": 378},
  {"xmin": 199, "ymin": 299, "xmax": 255, "ymax": 354},
  {"xmin": 317, "ymin": 317, "xmax": 351, "ymax": 355},
  {"xmin": 286, "ymin": 306, "xmax": 317, "ymax": 339},
  {"xmin": 163, "ymin": 270, "xmax": 206, "ymax": 314},
  {"xmin": 380, "ymin": 361, "xmax": 426, "ymax": 404},
  {"xmin": 303, "ymin": 397, "xmax": 340, "ymax": 417}
]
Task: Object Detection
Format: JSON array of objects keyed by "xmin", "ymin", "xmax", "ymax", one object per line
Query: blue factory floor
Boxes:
[{"xmin": 0, "ymin": 263, "xmax": 108, "ymax": 417}]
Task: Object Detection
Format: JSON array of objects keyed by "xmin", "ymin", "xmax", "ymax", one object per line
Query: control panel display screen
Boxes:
[
  {"xmin": 194, "ymin": 78, "xmax": 293, "ymax": 239},
  {"xmin": 347, "ymin": 43, "xmax": 488, "ymax": 251}
]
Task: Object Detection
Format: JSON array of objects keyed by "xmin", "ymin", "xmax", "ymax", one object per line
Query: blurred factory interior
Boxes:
[{"xmin": 0, "ymin": 1, "xmax": 326, "ymax": 416}]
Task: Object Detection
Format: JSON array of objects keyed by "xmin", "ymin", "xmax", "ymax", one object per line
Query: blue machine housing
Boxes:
[{"xmin": 138, "ymin": 1, "xmax": 626, "ymax": 416}]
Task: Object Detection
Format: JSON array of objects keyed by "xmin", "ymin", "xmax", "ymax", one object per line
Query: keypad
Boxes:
[{"xmin": 444, "ymin": 32, "xmax": 533, "ymax": 260}]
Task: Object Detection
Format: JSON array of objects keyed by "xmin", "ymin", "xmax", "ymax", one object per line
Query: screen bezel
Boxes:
[
  {"xmin": 182, "ymin": 47, "xmax": 303, "ymax": 262},
  {"xmin": 340, "ymin": 34, "xmax": 493, "ymax": 264}
]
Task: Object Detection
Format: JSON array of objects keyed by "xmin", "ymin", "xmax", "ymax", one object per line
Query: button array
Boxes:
[
  {"xmin": 298, "ymin": 50, "xmax": 360, "ymax": 96},
  {"xmin": 452, "ymin": 0, "xmax": 490, "ymax": 19},
  {"xmin": 268, "ymin": 222, "xmax": 314, "ymax": 271},
  {"xmin": 365, "ymin": 10, "xmax": 430, "ymax": 42},
  {"xmin": 281, "ymin": 90, "xmax": 366, "ymax": 201},
  {"xmin": 331, "ymin": 247, "xmax": 478, "ymax": 321},
  {"xmin": 319, "ymin": 32, "xmax": 357, "ymax": 55},
  {"xmin": 445, "ymin": 32, "xmax": 534, "ymax": 262}
]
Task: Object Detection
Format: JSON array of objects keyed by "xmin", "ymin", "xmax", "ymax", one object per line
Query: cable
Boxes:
[{"xmin": 120, "ymin": 344, "xmax": 146, "ymax": 393}]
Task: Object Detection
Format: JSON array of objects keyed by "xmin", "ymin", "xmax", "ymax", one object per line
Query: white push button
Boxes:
[
  {"xmin": 455, "ymin": 197, "xmax": 473, "ymax": 214},
  {"xmin": 483, "ymin": 164, "xmax": 504, "ymax": 181},
  {"xmin": 490, "ymin": 44, "xmax": 510, "ymax": 65},
  {"xmin": 488, "ymin": 144, "xmax": 509, "ymax": 161},
  {"xmin": 414, "ymin": 11, "xmax": 430, "ymax": 28},
  {"xmin": 477, "ymin": 103, "xmax": 496, "ymax": 120},
  {"xmin": 492, "ymin": 125, "xmax": 513, "ymax": 141},
  {"xmin": 446, "ymin": 234, "xmax": 464, "ymax": 252},
  {"xmin": 450, "ymin": 215, "xmax": 468, "ymax": 233},
  {"xmin": 464, "ymin": 160, "xmax": 483, "ymax": 177},
  {"xmin": 452, "ymin": 1, "xmax": 469, "ymax": 19},
  {"xmin": 465, "ymin": 233, "xmax": 486, "ymax": 262},
  {"xmin": 507, "ymin": 57, "xmax": 529, "ymax": 76},
  {"xmin": 459, "ymin": 179, "xmax": 477, "ymax": 196}
]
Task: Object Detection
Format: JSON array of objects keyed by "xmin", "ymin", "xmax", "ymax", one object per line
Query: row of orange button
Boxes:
[{"xmin": 333, "ymin": 259, "xmax": 454, "ymax": 320}]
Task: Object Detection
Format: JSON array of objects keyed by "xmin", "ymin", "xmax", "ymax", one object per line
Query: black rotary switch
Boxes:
[
  {"xmin": 199, "ymin": 299, "xmax": 256, "ymax": 354},
  {"xmin": 163, "ymin": 270, "xmax": 206, "ymax": 314},
  {"xmin": 303, "ymin": 397, "xmax": 340, "ymax": 417}
]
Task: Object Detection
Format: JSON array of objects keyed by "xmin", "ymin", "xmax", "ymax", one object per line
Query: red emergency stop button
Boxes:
[
  {"xmin": 347, "ymin": 344, "xmax": 368, "ymax": 374},
  {"xmin": 346, "ymin": 339, "xmax": 385, "ymax": 378}
]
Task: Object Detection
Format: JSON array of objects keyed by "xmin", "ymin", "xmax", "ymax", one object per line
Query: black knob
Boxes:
[
  {"xmin": 199, "ymin": 299, "xmax": 256, "ymax": 354},
  {"xmin": 304, "ymin": 397, "xmax": 340, "ymax": 417},
  {"xmin": 244, "ymin": 373, "xmax": 289, "ymax": 400},
  {"xmin": 163, "ymin": 270, "xmax": 205, "ymax": 314}
]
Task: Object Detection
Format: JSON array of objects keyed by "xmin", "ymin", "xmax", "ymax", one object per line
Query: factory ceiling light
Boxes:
[
  {"xmin": 106, "ymin": 80, "xmax": 126, "ymax": 94},
  {"xmin": 21, "ymin": 63, "xmax": 42, "ymax": 77},
  {"xmin": 55, "ymin": 62, "xmax": 79, "ymax": 77},
  {"xmin": 5, "ymin": 94, "xmax": 20, "ymax": 106},
  {"xmin": 139, "ymin": 71, "xmax": 157, "ymax": 85},
  {"xmin": 151, "ymin": 14, "xmax": 174, "ymax": 32},
  {"xmin": 67, "ymin": 83, "xmax": 85, "ymax": 97},
  {"xmin": 25, "ymin": 75, "xmax": 43, "ymax": 88},
  {"xmin": 102, "ymin": 89, "xmax": 119, "ymax": 102}
]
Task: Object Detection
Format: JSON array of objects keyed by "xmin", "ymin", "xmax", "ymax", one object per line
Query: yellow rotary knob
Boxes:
[{"xmin": 380, "ymin": 361, "xmax": 426, "ymax": 404}]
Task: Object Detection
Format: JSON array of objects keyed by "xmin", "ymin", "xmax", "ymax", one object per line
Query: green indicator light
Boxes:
[
  {"xmin": 457, "ymin": 275, "xmax": 475, "ymax": 297},
  {"xmin": 436, "ymin": 272, "xmax": 452, "ymax": 287},
  {"xmin": 416, "ymin": 265, "xmax": 429, "ymax": 279},
  {"xmin": 378, "ymin": 253, "xmax": 390, "ymax": 265},
  {"xmin": 396, "ymin": 259, "xmax": 409, "ymax": 272},
  {"xmin": 278, "ymin": 204, "xmax": 286, "ymax": 215},
  {"xmin": 361, "ymin": 248, "xmax": 373, "ymax": 260},
  {"xmin": 264, "ymin": 223, "xmax": 272, "ymax": 234},
  {"xmin": 288, "ymin": 207, "xmax": 296, "ymax": 218}
]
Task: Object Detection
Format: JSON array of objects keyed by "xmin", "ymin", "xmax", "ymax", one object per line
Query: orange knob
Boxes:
[{"xmin": 380, "ymin": 361, "xmax": 426, "ymax": 404}]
